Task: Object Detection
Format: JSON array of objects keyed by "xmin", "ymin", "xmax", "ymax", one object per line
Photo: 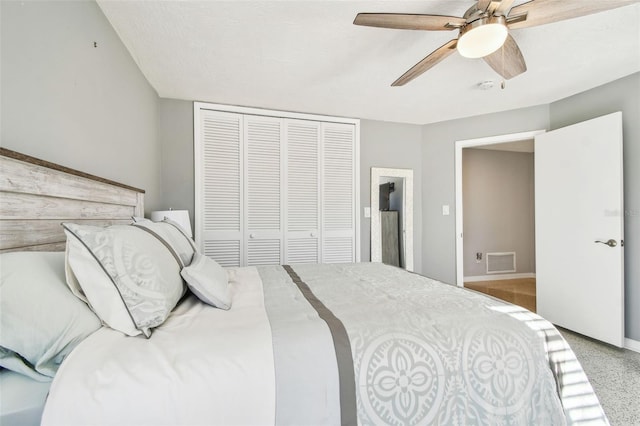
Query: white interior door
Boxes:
[{"xmin": 535, "ymin": 112, "xmax": 624, "ymax": 347}]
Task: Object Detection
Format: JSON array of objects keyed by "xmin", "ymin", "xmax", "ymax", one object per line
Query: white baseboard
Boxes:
[
  {"xmin": 464, "ymin": 273, "xmax": 536, "ymax": 283},
  {"xmin": 625, "ymin": 338, "xmax": 640, "ymax": 353}
]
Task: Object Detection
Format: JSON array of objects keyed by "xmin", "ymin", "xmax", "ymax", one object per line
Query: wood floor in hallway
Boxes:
[{"xmin": 464, "ymin": 278, "xmax": 536, "ymax": 313}]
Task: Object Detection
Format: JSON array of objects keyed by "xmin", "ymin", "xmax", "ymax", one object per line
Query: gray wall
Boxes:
[
  {"xmin": 462, "ymin": 149, "xmax": 535, "ymax": 277},
  {"xmin": 549, "ymin": 72, "xmax": 640, "ymax": 341},
  {"xmin": 158, "ymin": 99, "xmax": 195, "ymax": 232},
  {"xmin": 421, "ymin": 105, "xmax": 550, "ymax": 284},
  {"xmin": 0, "ymin": 0, "xmax": 161, "ymax": 213},
  {"xmin": 360, "ymin": 119, "xmax": 423, "ymax": 273}
]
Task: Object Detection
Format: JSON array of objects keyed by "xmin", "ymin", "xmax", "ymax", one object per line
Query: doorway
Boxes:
[
  {"xmin": 455, "ymin": 130, "xmax": 544, "ymax": 288},
  {"xmin": 460, "ymin": 140, "xmax": 537, "ymax": 312}
]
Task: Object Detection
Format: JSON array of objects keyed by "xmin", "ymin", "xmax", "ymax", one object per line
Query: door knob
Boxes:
[
  {"xmin": 249, "ymin": 233, "xmax": 255, "ymax": 239},
  {"xmin": 595, "ymin": 239, "xmax": 617, "ymax": 247}
]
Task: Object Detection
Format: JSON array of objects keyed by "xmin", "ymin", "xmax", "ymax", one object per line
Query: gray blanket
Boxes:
[{"xmin": 258, "ymin": 262, "xmax": 608, "ymax": 426}]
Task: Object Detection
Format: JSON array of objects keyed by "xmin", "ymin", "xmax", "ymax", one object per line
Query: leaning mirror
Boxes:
[{"xmin": 371, "ymin": 167, "xmax": 414, "ymax": 271}]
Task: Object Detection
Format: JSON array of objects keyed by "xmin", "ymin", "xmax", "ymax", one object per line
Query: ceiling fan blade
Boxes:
[
  {"xmin": 493, "ymin": 0, "xmax": 516, "ymax": 16},
  {"xmin": 353, "ymin": 13, "xmax": 465, "ymax": 30},
  {"xmin": 477, "ymin": 0, "xmax": 492, "ymax": 12},
  {"xmin": 483, "ymin": 34, "xmax": 527, "ymax": 79},
  {"xmin": 508, "ymin": 0, "xmax": 639, "ymax": 30},
  {"xmin": 391, "ymin": 39, "xmax": 458, "ymax": 86}
]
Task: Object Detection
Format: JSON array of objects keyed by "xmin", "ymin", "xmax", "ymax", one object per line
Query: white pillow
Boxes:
[
  {"xmin": 180, "ymin": 253, "xmax": 231, "ymax": 310},
  {"xmin": 0, "ymin": 252, "xmax": 101, "ymax": 380},
  {"xmin": 63, "ymin": 223, "xmax": 185, "ymax": 338},
  {"xmin": 132, "ymin": 217, "xmax": 196, "ymax": 267}
]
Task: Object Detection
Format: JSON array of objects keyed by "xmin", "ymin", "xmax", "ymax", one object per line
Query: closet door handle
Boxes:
[
  {"xmin": 310, "ymin": 232, "xmax": 317, "ymax": 237},
  {"xmin": 249, "ymin": 233, "xmax": 256, "ymax": 239}
]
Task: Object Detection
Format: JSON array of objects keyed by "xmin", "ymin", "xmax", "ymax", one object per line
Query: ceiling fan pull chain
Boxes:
[{"xmin": 501, "ymin": 46, "xmax": 505, "ymax": 88}]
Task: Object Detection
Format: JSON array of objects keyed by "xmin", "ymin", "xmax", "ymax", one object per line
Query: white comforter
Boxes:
[
  {"xmin": 43, "ymin": 263, "xmax": 607, "ymax": 425},
  {"xmin": 42, "ymin": 267, "xmax": 275, "ymax": 426}
]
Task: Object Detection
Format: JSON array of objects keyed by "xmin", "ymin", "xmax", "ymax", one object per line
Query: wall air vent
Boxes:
[{"xmin": 486, "ymin": 252, "xmax": 516, "ymax": 274}]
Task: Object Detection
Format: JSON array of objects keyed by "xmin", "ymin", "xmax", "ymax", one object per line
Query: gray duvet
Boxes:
[{"xmin": 258, "ymin": 262, "xmax": 608, "ymax": 426}]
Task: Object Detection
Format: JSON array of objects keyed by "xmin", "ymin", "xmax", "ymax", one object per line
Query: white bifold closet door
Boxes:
[
  {"xmin": 196, "ymin": 105, "xmax": 358, "ymax": 267},
  {"xmin": 285, "ymin": 119, "xmax": 320, "ymax": 264},
  {"xmin": 244, "ymin": 115, "xmax": 283, "ymax": 266},
  {"xmin": 199, "ymin": 110, "xmax": 243, "ymax": 267},
  {"xmin": 322, "ymin": 123, "xmax": 356, "ymax": 263}
]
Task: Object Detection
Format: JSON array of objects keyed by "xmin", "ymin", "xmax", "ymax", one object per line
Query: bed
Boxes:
[{"xmin": 0, "ymin": 148, "xmax": 608, "ymax": 425}]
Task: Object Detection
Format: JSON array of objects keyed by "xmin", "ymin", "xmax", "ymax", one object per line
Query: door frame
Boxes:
[{"xmin": 454, "ymin": 129, "xmax": 545, "ymax": 287}]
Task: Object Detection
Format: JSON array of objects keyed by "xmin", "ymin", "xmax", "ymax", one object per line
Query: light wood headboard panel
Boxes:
[{"xmin": 0, "ymin": 148, "xmax": 145, "ymax": 252}]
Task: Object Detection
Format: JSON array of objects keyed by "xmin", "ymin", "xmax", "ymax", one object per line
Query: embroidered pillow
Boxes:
[
  {"xmin": 132, "ymin": 218, "xmax": 196, "ymax": 267},
  {"xmin": 63, "ymin": 223, "xmax": 185, "ymax": 338},
  {"xmin": 180, "ymin": 253, "xmax": 231, "ymax": 310}
]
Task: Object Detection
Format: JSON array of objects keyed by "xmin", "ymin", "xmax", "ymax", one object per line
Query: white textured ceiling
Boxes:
[{"xmin": 97, "ymin": 1, "xmax": 640, "ymax": 125}]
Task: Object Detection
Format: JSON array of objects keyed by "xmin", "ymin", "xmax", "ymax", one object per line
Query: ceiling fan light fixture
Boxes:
[{"xmin": 457, "ymin": 16, "xmax": 508, "ymax": 59}]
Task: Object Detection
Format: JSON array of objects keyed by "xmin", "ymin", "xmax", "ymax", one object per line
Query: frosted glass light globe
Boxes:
[{"xmin": 457, "ymin": 18, "xmax": 508, "ymax": 59}]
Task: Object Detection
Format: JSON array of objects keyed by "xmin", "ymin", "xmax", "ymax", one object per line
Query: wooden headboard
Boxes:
[{"xmin": 0, "ymin": 148, "xmax": 145, "ymax": 253}]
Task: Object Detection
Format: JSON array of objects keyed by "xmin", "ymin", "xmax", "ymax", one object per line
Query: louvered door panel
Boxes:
[
  {"xmin": 286, "ymin": 238, "xmax": 318, "ymax": 264},
  {"xmin": 247, "ymin": 239, "xmax": 281, "ymax": 266},
  {"xmin": 322, "ymin": 123, "xmax": 356, "ymax": 263},
  {"xmin": 285, "ymin": 119, "xmax": 320, "ymax": 264},
  {"xmin": 203, "ymin": 240, "xmax": 241, "ymax": 268},
  {"xmin": 244, "ymin": 115, "xmax": 283, "ymax": 265},
  {"xmin": 322, "ymin": 237, "xmax": 353, "ymax": 264},
  {"xmin": 199, "ymin": 110, "xmax": 243, "ymax": 266}
]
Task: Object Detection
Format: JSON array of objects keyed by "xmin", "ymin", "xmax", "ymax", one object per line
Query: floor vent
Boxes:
[{"xmin": 487, "ymin": 252, "xmax": 516, "ymax": 274}]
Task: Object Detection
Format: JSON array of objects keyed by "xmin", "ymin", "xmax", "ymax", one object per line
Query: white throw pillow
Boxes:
[
  {"xmin": 180, "ymin": 253, "xmax": 231, "ymax": 310},
  {"xmin": 132, "ymin": 218, "xmax": 196, "ymax": 267},
  {"xmin": 63, "ymin": 223, "xmax": 185, "ymax": 338},
  {"xmin": 0, "ymin": 252, "xmax": 101, "ymax": 380}
]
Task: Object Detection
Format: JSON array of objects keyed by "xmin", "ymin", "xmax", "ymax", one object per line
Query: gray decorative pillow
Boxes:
[
  {"xmin": 63, "ymin": 223, "xmax": 185, "ymax": 338},
  {"xmin": 180, "ymin": 253, "xmax": 231, "ymax": 310},
  {"xmin": 132, "ymin": 217, "xmax": 196, "ymax": 267},
  {"xmin": 0, "ymin": 252, "xmax": 101, "ymax": 380}
]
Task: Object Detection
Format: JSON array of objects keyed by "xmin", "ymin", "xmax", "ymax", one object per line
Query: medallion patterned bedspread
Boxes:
[{"xmin": 42, "ymin": 263, "xmax": 607, "ymax": 425}]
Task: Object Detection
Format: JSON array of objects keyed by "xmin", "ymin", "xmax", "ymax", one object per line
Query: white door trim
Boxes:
[
  {"xmin": 454, "ymin": 130, "xmax": 546, "ymax": 287},
  {"xmin": 626, "ymin": 338, "xmax": 640, "ymax": 353}
]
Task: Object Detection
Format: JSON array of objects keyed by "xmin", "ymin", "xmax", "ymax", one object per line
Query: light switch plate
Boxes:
[
  {"xmin": 442, "ymin": 205, "xmax": 450, "ymax": 216},
  {"xmin": 364, "ymin": 207, "xmax": 371, "ymax": 218}
]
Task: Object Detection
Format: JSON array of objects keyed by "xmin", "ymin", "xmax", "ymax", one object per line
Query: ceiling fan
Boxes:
[{"xmin": 353, "ymin": 0, "xmax": 638, "ymax": 86}]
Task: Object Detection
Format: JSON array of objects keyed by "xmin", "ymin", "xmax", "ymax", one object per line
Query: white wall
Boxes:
[
  {"xmin": 0, "ymin": 0, "xmax": 161, "ymax": 213},
  {"xmin": 549, "ymin": 72, "xmax": 640, "ymax": 342}
]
